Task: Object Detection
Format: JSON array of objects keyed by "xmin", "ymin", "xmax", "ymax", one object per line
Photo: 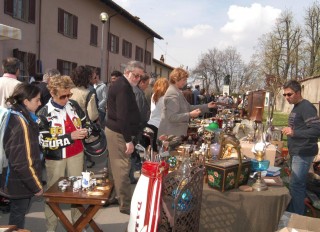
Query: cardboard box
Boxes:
[
  {"xmin": 270, "ymin": 140, "xmax": 284, "ymax": 152},
  {"xmin": 278, "ymin": 213, "xmax": 320, "ymax": 232},
  {"xmin": 206, "ymin": 158, "xmax": 251, "ymax": 192},
  {"xmin": 240, "ymin": 141, "xmax": 277, "ymax": 166}
]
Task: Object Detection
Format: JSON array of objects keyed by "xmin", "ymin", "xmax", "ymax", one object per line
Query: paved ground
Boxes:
[
  {"xmin": 0, "ymin": 153, "xmax": 133, "ymax": 232},
  {"xmin": 0, "ymin": 152, "xmax": 294, "ymax": 231}
]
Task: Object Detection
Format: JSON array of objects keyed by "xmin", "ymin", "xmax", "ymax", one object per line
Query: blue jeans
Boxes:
[{"xmin": 288, "ymin": 155, "xmax": 315, "ymax": 215}]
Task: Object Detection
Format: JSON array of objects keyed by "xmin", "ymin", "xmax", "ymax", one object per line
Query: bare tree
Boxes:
[
  {"xmin": 193, "ymin": 47, "xmax": 248, "ymax": 95},
  {"xmin": 258, "ymin": 11, "xmax": 303, "ymax": 81},
  {"xmin": 305, "ymin": 1, "xmax": 320, "ymax": 76},
  {"xmin": 193, "ymin": 48, "xmax": 224, "ymax": 93},
  {"xmin": 219, "ymin": 46, "xmax": 244, "ymax": 93}
]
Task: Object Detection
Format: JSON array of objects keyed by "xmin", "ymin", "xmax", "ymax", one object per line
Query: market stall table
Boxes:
[
  {"xmin": 43, "ymin": 177, "xmax": 112, "ymax": 232},
  {"xmin": 200, "ymin": 184, "xmax": 291, "ymax": 232}
]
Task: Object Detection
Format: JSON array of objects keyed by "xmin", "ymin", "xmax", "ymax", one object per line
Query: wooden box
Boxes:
[{"xmin": 206, "ymin": 158, "xmax": 251, "ymax": 192}]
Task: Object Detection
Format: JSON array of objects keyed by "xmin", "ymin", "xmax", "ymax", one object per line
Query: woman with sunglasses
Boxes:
[
  {"xmin": 1, "ymin": 83, "xmax": 43, "ymax": 229},
  {"xmin": 37, "ymin": 75, "xmax": 87, "ymax": 232}
]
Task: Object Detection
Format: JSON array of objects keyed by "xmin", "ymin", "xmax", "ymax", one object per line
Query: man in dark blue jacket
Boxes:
[{"xmin": 282, "ymin": 80, "xmax": 320, "ymax": 215}]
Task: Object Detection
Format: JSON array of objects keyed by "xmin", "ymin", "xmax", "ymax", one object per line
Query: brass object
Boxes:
[
  {"xmin": 96, "ymin": 186, "xmax": 110, "ymax": 191},
  {"xmin": 96, "ymin": 179, "xmax": 103, "ymax": 185},
  {"xmin": 218, "ymin": 133, "xmax": 241, "ymax": 160},
  {"xmin": 204, "ymin": 132, "xmax": 213, "ymax": 161},
  {"xmin": 87, "ymin": 191, "xmax": 104, "ymax": 196},
  {"xmin": 215, "ymin": 131, "xmax": 244, "ymax": 189},
  {"xmin": 252, "ymin": 149, "xmax": 268, "ymax": 191},
  {"xmin": 255, "ymin": 151, "xmax": 264, "ymax": 162},
  {"xmin": 252, "ymin": 171, "xmax": 268, "ymax": 191}
]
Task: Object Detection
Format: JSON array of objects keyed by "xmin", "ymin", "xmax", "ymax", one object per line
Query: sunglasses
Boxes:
[
  {"xmin": 58, "ymin": 93, "xmax": 73, "ymax": 100},
  {"xmin": 131, "ymin": 72, "xmax": 144, "ymax": 79},
  {"xmin": 282, "ymin": 93, "xmax": 294, "ymax": 97}
]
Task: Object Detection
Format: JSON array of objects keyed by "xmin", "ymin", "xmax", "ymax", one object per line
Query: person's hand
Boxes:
[
  {"xmin": 35, "ymin": 189, "xmax": 43, "ymax": 196},
  {"xmin": 71, "ymin": 128, "xmax": 88, "ymax": 140},
  {"xmin": 125, "ymin": 141, "xmax": 134, "ymax": 155},
  {"xmin": 190, "ymin": 108, "xmax": 201, "ymax": 118},
  {"xmin": 208, "ymin": 101, "xmax": 217, "ymax": 108},
  {"xmin": 282, "ymin": 127, "xmax": 294, "ymax": 137}
]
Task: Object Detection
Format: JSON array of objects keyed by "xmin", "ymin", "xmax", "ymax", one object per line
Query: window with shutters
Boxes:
[
  {"xmin": 58, "ymin": 8, "xmax": 78, "ymax": 39},
  {"xmin": 57, "ymin": 59, "xmax": 77, "ymax": 75},
  {"xmin": 122, "ymin": 40, "xmax": 132, "ymax": 58},
  {"xmin": 4, "ymin": 0, "xmax": 36, "ymax": 23},
  {"xmin": 90, "ymin": 24, "xmax": 98, "ymax": 46},
  {"xmin": 135, "ymin": 46, "xmax": 143, "ymax": 62},
  {"xmin": 108, "ymin": 33, "xmax": 119, "ymax": 54},
  {"xmin": 145, "ymin": 51, "xmax": 151, "ymax": 65},
  {"xmin": 12, "ymin": 49, "xmax": 36, "ymax": 77}
]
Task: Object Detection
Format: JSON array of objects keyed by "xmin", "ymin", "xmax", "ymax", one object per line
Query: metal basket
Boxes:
[{"xmin": 158, "ymin": 165, "xmax": 205, "ymax": 232}]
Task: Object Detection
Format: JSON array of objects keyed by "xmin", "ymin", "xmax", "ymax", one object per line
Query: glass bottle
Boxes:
[{"xmin": 210, "ymin": 143, "xmax": 220, "ymax": 161}]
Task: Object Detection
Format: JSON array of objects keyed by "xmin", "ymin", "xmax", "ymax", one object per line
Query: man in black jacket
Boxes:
[
  {"xmin": 105, "ymin": 61, "xmax": 142, "ymax": 215},
  {"xmin": 282, "ymin": 80, "xmax": 320, "ymax": 215}
]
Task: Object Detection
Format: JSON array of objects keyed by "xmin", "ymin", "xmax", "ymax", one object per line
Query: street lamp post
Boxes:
[{"xmin": 100, "ymin": 12, "xmax": 109, "ymax": 82}]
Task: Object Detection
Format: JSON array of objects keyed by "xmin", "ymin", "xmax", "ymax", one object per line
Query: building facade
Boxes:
[
  {"xmin": 1, "ymin": 0, "xmax": 163, "ymax": 82},
  {"xmin": 152, "ymin": 55, "xmax": 174, "ymax": 79}
]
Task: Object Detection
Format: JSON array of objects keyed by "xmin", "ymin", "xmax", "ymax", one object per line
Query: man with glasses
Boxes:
[
  {"xmin": 282, "ymin": 80, "xmax": 320, "ymax": 215},
  {"xmin": 105, "ymin": 61, "xmax": 142, "ymax": 215}
]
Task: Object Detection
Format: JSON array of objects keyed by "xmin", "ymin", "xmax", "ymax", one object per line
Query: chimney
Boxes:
[{"xmin": 160, "ymin": 55, "xmax": 164, "ymax": 62}]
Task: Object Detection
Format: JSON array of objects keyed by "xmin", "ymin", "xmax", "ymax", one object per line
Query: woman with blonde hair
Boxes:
[
  {"xmin": 147, "ymin": 77, "xmax": 169, "ymax": 151},
  {"xmin": 158, "ymin": 68, "xmax": 216, "ymax": 138},
  {"xmin": 37, "ymin": 75, "xmax": 88, "ymax": 231}
]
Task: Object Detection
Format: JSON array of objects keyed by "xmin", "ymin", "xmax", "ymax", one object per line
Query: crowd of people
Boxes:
[{"xmin": 0, "ymin": 57, "xmax": 319, "ymax": 231}]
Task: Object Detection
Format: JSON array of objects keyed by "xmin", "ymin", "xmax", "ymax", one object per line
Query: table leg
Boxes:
[
  {"xmin": 47, "ymin": 202, "xmax": 77, "ymax": 232},
  {"xmin": 74, "ymin": 205, "xmax": 103, "ymax": 232}
]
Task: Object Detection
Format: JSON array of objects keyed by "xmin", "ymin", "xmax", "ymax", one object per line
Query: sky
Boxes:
[{"xmin": 114, "ymin": 0, "xmax": 316, "ymax": 69}]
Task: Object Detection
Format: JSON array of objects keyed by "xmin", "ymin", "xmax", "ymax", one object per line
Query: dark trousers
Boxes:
[{"xmin": 9, "ymin": 197, "xmax": 31, "ymax": 229}]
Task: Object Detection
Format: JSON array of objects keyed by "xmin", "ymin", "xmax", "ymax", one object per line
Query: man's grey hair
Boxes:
[
  {"xmin": 2, "ymin": 57, "xmax": 20, "ymax": 75},
  {"xmin": 43, "ymin": 68, "xmax": 60, "ymax": 83},
  {"xmin": 124, "ymin": 61, "xmax": 144, "ymax": 72}
]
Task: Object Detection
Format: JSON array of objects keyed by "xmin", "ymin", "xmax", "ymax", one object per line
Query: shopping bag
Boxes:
[{"xmin": 128, "ymin": 161, "xmax": 169, "ymax": 232}]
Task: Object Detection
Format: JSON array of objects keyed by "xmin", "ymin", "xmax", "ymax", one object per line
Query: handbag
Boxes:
[
  {"xmin": 127, "ymin": 161, "xmax": 169, "ymax": 232},
  {"xmin": 83, "ymin": 91, "xmax": 107, "ymax": 157}
]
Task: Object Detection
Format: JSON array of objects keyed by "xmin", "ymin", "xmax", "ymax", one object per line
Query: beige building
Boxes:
[
  {"xmin": 0, "ymin": 0, "xmax": 163, "ymax": 82},
  {"xmin": 152, "ymin": 55, "xmax": 174, "ymax": 79}
]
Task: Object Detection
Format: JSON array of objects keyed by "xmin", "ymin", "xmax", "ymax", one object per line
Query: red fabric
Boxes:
[
  {"xmin": 142, "ymin": 161, "xmax": 168, "ymax": 232},
  {"xmin": 65, "ymin": 114, "xmax": 83, "ymax": 158}
]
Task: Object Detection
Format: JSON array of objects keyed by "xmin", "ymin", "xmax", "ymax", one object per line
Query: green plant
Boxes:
[{"xmin": 263, "ymin": 110, "xmax": 289, "ymax": 127}]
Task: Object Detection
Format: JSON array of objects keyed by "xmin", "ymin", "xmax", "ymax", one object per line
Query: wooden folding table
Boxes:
[{"xmin": 43, "ymin": 177, "xmax": 112, "ymax": 232}]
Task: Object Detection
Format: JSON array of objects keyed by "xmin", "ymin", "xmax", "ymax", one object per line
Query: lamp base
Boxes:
[{"xmin": 252, "ymin": 171, "xmax": 268, "ymax": 191}]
